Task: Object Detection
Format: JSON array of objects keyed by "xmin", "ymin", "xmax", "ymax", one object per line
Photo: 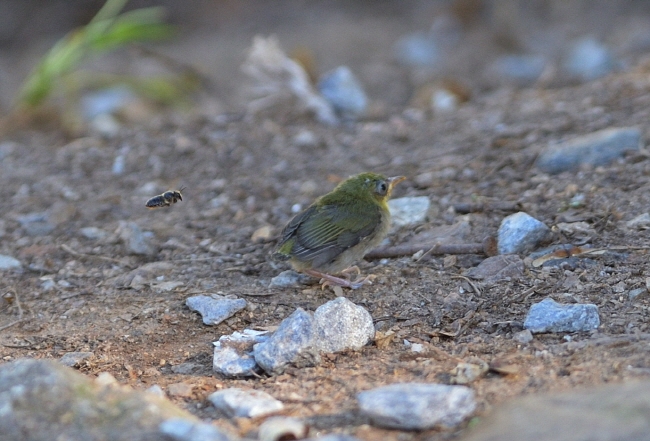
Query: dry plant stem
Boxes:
[
  {"xmin": 0, "ymin": 319, "xmax": 25, "ymax": 332},
  {"xmin": 60, "ymin": 244, "xmax": 134, "ymax": 268},
  {"xmin": 365, "ymin": 242, "xmax": 486, "ymax": 259},
  {"xmin": 453, "ymin": 201, "xmax": 522, "ymax": 214}
]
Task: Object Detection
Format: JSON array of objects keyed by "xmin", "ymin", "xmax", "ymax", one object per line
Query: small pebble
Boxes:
[
  {"xmin": 464, "ymin": 255, "xmax": 525, "ymax": 284},
  {"xmin": 59, "ymin": 352, "xmax": 93, "ymax": 367},
  {"xmin": 112, "ymin": 154, "xmax": 125, "ymax": 175},
  {"xmin": 269, "ymin": 270, "xmax": 311, "ymax": 289},
  {"xmin": 513, "ymin": 329, "xmax": 534, "ymax": 344},
  {"xmin": 213, "ymin": 329, "xmax": 269, "ymax": 377},
  {"xmin": 388, "ymin": 196, "xmax": 430, "ymax": 227},
  {"xmin": 318, "ymin": 66, "xmax": 367, "ymax": 120},
  {"xmin": 524, "ymin": 298, "xmax": 600, "ymax": 333},
  {"xmin": 431, "ymin": 88, "xmax": 459, "ymax": 113},
  {"xmin": 497, "ymin": 212, "xmax": 549, "ymax": 255},
  {"xmin": 628, "ymin": 287, "xmax": 647, "ymax": 301},
  {"xmin": 208, "ymin": 388, "xmax": 284, "ymax": 418},
  {"xmin": 17, "ymin": 212, "xmax": 54, "ymax": 236},
  {"xmin": 146, "ymin": 385, "xmax": 165, "ymax": 398},
  {"xmin": 185, "ymin": 295, "xmax": 246, "ymax": 326},
  {"xmin": 357, "ymin": 383, "xmax": 476, "ymax": 430},
  {"xmin": 536, "ymin": 127, "xmax": 641, "ymax": 174},
  {"xmin": 411, "ymin": 343, "xmax": 424, "ymax": 353},
  {"xmin": 0, "ymin": 255, "xmax": 21, "ymax": 270},
  {"xmin": 79, "ymin": 227, "xmax": 108, "ymax": 240},
  {"xmin": 626, "ymin": 213, "xmax": 650, "ymax": 230},
  {"xmin": 40, "ymin": 278, "xmax": 56, "ymax": 290},
  {"xmin": 91, "ymin": 114, "xmax": 122, "ymax": 138},
  {"xmin": 158, "ymin": 418, "xmax": 232, "ymax": 441},
  {"xmin": 292, "ymin": 129, "xmax": 319, "ymax": 148},
  {"xmin": 488, "ymin": 54, "xmax": 546, "ymax": 86},
  {"xmin": 117, "ymin": 221, "xmax": 157, "ymax": 256},
  {"xmin": 394, "ymin": 31, "xmax": 440, "ymax": 67},
  {"xmin": 313, "ymin": 297, "xmax": 375, "ymax": 353},
  {"xmin": 81, "ymin": 86, "xmax": 136, "ymax": 120},
  {"xmin": 563, "ymin": 37, "xmax": 616, "ymax": 81}
]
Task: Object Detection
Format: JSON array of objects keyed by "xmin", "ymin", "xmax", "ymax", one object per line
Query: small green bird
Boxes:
[{"xmin": 275, "ymin": 172, "xmax": 406, "ymax": 289}]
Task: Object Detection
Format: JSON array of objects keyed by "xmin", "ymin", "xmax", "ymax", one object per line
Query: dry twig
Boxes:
[
  {"xmin": 60, "ymin": 244, "xmax": 134, "ymax": 268},
  {"xmin": 452, "ymin": 201, "xmax": 521, "ymax": 214},
  {"xmin": 365, "ymin": 242, "xmax": 487, "ymax": 259}
]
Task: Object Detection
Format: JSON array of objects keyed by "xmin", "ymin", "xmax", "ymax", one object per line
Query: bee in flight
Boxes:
[{"xmin": 146, "ymin": 187, "xmax": 185, "ymax": 209}]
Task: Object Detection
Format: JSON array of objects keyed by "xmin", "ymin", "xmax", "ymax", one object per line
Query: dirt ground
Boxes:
[{"xmin": 3, "ymin": 2, "xmax": 650, "ymax": 440}]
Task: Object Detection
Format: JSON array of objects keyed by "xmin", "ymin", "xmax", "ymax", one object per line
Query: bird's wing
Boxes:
[{"xmin": 289, "ymin": 203, "xmax": 381, "ymax": 263}]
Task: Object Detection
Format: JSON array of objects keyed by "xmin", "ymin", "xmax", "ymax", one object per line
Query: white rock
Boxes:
[
  {"xmin": 208, "ymin": 388, "xmax": 283, "ymax": 418},
  {"xmin": 388, "ymin": 196, "xmax": 430, "ymax": 226},
  {"xmin": 0, "ymin": 255, "xmax": 21, "ymax": 270}
]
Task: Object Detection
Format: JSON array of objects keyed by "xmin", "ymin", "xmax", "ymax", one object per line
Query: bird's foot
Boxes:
[
  {"xmin": 340, "ymin": 266, "xmax": 361, "ymax": 278},
  {"xmin": 305, "ymin": 269, "xmax": 375, "ymax": 290}
]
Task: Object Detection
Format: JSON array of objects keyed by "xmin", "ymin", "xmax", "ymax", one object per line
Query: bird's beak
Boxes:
[{"xmin": 387, "ymin": 176, "xmax": 406, "ymax": 190}]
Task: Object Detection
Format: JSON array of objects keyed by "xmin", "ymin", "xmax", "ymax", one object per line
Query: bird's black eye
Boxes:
[{"xmin": 375, "ymin": 181, "xmax": 388, "ymax": 196}]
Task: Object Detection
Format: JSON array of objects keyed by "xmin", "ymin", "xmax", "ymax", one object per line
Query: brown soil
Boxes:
[{"xmin": 3, "ymin": 2, "xmax": 650, "ymax": 440}]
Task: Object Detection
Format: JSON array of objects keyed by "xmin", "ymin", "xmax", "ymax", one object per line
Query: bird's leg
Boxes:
[{"xmin": 304, "ymin": 269, "xmax": 373, "ymax": 290}]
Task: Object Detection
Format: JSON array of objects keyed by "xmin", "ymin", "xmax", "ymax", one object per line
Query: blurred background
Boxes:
[{"xmin": 3, "ymin": 0, "xmax": 650, "ymax": 121}]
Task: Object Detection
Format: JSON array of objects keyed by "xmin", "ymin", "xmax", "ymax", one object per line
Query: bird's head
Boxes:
[{"xmin": 327, "ymin": 172, "xmax": 406, "ymax": 207}]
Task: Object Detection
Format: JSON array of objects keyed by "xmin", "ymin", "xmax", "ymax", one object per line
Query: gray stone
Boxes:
[
  {"xmin": 208, "ymin": 388, "xmax": 283, "ymax": 418},
  {"xmin": 0, "ymin": 254, "xmax": 21, "ymax": 270},
  {"xmin": 185, "ymin": 295, "xmax": 246, "ymax": 326},
  {"xmin": 0, "ymin": 359, "xmax": 199, "ymax": 441},
  {"xmin": 628, "ymin": 287, "xmax": 647, "ymax": 301},
  {"xmin": 253, "ymin": 308, "xmax": 320, "ymax": 374},
  {"xmin": 388, "ymin": 196, "xmax": 430, "ymax": 227},
  {"xmin": 17, "ymin": 212, "xmax": 55, "ymax": 236},
  {"xmin": 394, "ymin": 31, "xmax": 441, "ymax": 67},
  {"xmin": 313, "ymin": 297, "xmax": 375, "ymax": 353},
  {"xmin": 107, "ymin": 262, "xmax": 175, "ymax": 289},
  {"xmin": 117, "ymin": 221, "xmax": 157, "ymax": 256},
  {"xmin": 536, "ymin": 127, "xmax": 641, "ymax": 174},
  {"xmin": 268, "ymin": 270, "xmax": 311, "ymax": 289},
  {"xmin": 524, "ymin": 298, "xmax": 600, "ymax": 333},
  {"xmin": 292, "ymin": 129, "xmax": 319, "ymax": 148},
  {"xmin": 80, "ymin": 226, "xmax": 108, "ymax": 240},
  {"xmin": 252, "ymin": 299, "xmax": 376, "ymax": 375},
  {"xmin": 318, "ymin": 66, "xmax": 367, "ymax": 120},
  {"xmin": 513, "ymin": 329, "xmax": 534, "ymax": 344},
  {"xmin": 357, "ymin": 383, "xmax": 476, "ymax": 430},
  {"xmin": 563, "ymin": 37, "xmax": 616, "ymax": 81},
  {"xmin": 59, "ymin": 351, "xmax": 94, "ymax": 367},
  {"xmin": 489, "ymin": 54, "xmax": 546, "ymax": 85},
  {"xmin": 458, "ymin": 381, "xmax": 650, "ymax": 441},
  {"xmin": 464, "ymin": 255, "xmax": 525, "ymax": 284},
  {"xmin": 159, "ymin": 418, "xmax": 234, "ymax": 441},
  {"xmin": 626, "ymin": 213, "xmax": 650, "ymax": 230},
  {"xmin": 213, "ymin": 329, "xmax": 269, "ymax": 377},
  {"xmin": 498, "ymin": 212, "xmax": 550, "ymax": 254}
]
